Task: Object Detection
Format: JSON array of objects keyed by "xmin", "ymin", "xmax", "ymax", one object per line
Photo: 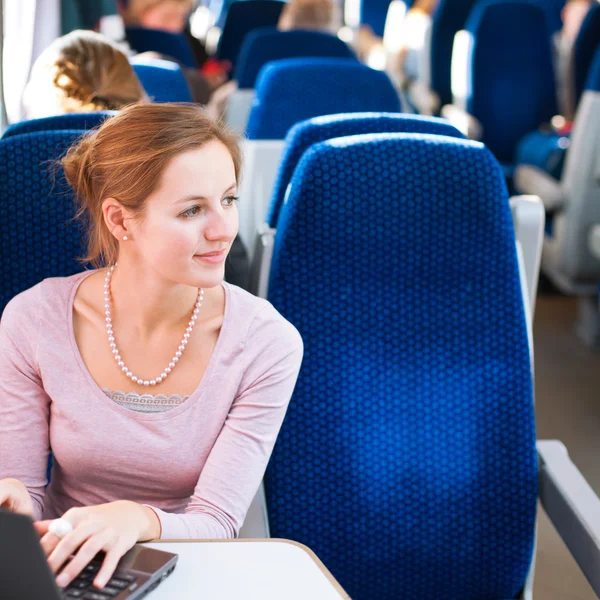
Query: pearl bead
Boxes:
[
  {"xmin": 118, "ymin": 361, "xmax": 124, "ymax": 368},
  {"xmin": 132, "ymin": 376, "xmax": 138, "ymax": 383},
  {"xmin": 150, "ymin": 380, "xmax": 156, "ymax": 386},
  {"xmin": 105, "ymin": 317, "xmax": 112, "ymax": 323},
  {"xmin": 156, "ymin": 377, "xmax": 163, "ymax": 384},
  {"xmin": 112, "ymin": 348, "xmax": 119, "ymax": 355},
  {"xmin": 175, "ymin": 351, "xmax": 182, "ymax": 358},
  {"xmin": 108, "ymin": 336, "xmax": 115, "ymax": 343},
  {"xmin": 169, "ymin": 362, "xmax": 175, "ymax": 369},
  {"xmin": 184, "ymin": 333, "xmax": 190, "ymax": 339},
  {"xmin": 161, "ymin": 372, "xmax": 167, "ymax": 378},
  {"xmin": 191, "ymin": 315, "xmax": 197, "ymax": 322},
  {"xmin": 142, "ymin": 380, "xmax": 149, "ymax": 386},
  {"xmin": 182, "ymin": 339, "xmax": 188, "ymax": 345},
  {"xmin": 186, "ymin": 327, "xmax": 192, "ymax": 333},
  {"xmin": 172, "ymin": 357, "xmax": 179, "ymax": 363},
  {"xmin": 178, "ymin": 345, "xmax": 185, "ymax": 351},
  {"xmin": 110, "ymin": 342, "xmax": 116, "ymax": 349},
  {"xmin": 165, "ymin": 368, "xmax": 171, "ymax": 374},
  {"xmin": 121, "ymin": 366, "xmax": 128, "ymax": 373}
]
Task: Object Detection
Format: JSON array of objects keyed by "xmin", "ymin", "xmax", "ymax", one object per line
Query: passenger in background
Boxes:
[
  {"xmin": 278, "ymin": 0, "xmax": 336, "ymax": 33},
  {"xmin": 23, "ymin": 30, "xmax": 146, "ymax": 119},
  {"xmin": 0, "ymin": 104, "xmax": 302, "ymax": 591},
  {"xmin": 554, "ymin": 0, "xmax": 594, "ymax": 120},
  {"xmin": 122, "ymin": 0, "xmax": 224, "ymax": 96}
]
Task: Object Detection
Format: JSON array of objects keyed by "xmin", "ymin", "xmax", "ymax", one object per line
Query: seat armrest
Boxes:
[
  {"xmin": 588, "ymin": 225, "xmax": 600, "ymax": 261},
  {"xmin": 249, "ymin": 224, "xmax": 276, "ymax": 299},
  {"xmin": 407, "ymin": 81, "xmax": 440, "ymax": 116},
  {"xmin": 513, "ymin": 165, "xmax": 565, "ymax": 212},
  {"xmin": 537, "ymin": 440, "xmax": 600, "ymax": 597},
  {"xmin": 510, "ymin": 195, "xmax": 544, "ymax": 318},
  {"xmin": 440, "ymin": 104, "xmax": 482, "ymax": 140}
]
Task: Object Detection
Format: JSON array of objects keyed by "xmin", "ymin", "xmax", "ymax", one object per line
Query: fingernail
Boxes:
[
  {"xmin": 56, "ymin": 574, "xmax": 69, "ymax": 588},
  {"xmin": 95, "ymin": 577, "xmax": 106, "ymax": 588}
]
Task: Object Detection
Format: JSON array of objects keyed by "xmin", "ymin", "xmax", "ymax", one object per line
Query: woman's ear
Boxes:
[{"xmin": 102, "ymin": 197, "xmax": 131, "ymax": 241}]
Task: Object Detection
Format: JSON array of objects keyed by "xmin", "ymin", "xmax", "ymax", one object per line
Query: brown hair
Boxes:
[
  {"xmin": 62, "ymin": 103, "xmax": 242, "ymax": 268},
  {"xmin": 123, "ymin": 0, "xmax": 195, "ymax": 24},
  {"xmin": 24, "ymin": 30, "xmax": 145, "ymax": 117},
  {"xmin": 278, "ymin": 0, "xmax": 334, "ymax": 31}
]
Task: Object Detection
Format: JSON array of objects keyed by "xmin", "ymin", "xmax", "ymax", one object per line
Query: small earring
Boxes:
[{"xmin": 123, "ymin": 235, "xmax": 128, "ymax": 241}]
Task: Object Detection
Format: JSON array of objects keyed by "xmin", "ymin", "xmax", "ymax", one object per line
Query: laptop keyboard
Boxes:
[{"xmin": 61, "ymin": 562, "xmax": 139, "ymax": 599}]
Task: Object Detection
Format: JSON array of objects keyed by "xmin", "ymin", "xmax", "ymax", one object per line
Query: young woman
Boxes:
[{"xmin": 0, "ymin": 104, "xmax": 303, "ymax": 590}]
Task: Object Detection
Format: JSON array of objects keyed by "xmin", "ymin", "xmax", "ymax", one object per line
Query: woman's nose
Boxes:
[{"xmin": 205, "ymin": 209, "xmax": 237, "ymax": 241}]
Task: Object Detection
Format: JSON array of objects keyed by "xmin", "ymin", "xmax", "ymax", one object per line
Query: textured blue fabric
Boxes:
[
  {"xmin": 132, "ymin": 61, "xmax": 193, "ymax": 102},
  {"xmin": 465, "ymin": 0, "xmax": 557, "ymax": 164},
  {"xmin": 360, "ymin": 0, "xmax": 393, "ymax": 37},
  {"xmin": 515, "ymin": 130, "xmax": 568, "ymax": 180},
  {"xmin": 246, "ymin": 59, "xmax": 401, "ymax": 139},
  {"xmin": 234, "ymin": 28, "xmax": 356, "ymax": 89},
  {"xmin": 3, "ymin": 112, "xmax": 116, "ymax": 139},
  {"xmin": 0, "ymin": 131, "xmax": 87, "ymax": 314},
  {"xmin": 126, "ymin": 27, "xmax": 197, "ymax": 68},
  {"xmin": 265, "ymin": 133, "xmax": 537, "ymax": 599},
  {"xmin": 267, "ymin": 113, "xmax": 464, "ymax": 228},
  {"xmin": 216, "ymin": 1, "xmax": 286, "ymax": 71},
  {"xmin": 430, "ymin": 0, "xmax": 479, "ymax": 109},
  {"xmin": 573, "ymin": 4, "xmax": 600, "ymax": 104}
]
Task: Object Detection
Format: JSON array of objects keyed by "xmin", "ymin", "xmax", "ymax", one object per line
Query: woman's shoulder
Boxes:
[
  {"xmin": 224, "ymin": 282, "xmax": 303, "ymax": 356},
  {"xmin": 1, "ymin": 271, "xmax": 93, "ymax": 332}
]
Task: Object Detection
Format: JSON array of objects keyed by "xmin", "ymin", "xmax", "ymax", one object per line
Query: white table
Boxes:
[{"xmin": 142, "ymin": 539, "xmax": 349, "ymax": 599}]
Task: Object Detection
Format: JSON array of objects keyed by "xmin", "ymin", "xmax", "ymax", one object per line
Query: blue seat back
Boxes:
[
  {"xmin": 126, "ymin": 26, "xmax": 197, "ymax": 68},
  {"xmin": 234, "ymin": 27, "xmax": 356, "ymax": 89},
  {"xmin": 360, "ymin": 0, "xmax": 393, "ymax": 36},
  {"xmin": 573, "ymin": 3, "xmax": 600, "ymax": 107},
  {"xmin": 430, "ymin": 0, "xmax": 480, "ymax": 109},
  {"xmin": 0, "ymin": 131, "xmax": 86, "ymax": 313},
  {"xmin": 246, "ymin": 58, "xmax": 401, "ymax": 139},
  {"xmin": 465, "ymin": 0, "xmax": 557, "ymax": 163},
  {"xmin": 267, "ymin": 113, "xmax": 464, "ymax": 228},
  {"xmin": 3, "ymin": 112, "xmax": 116, "ymax": 139},
  {"xmin": 585, "ymin": 44, "xmax": 600, "ymax": 92},
  {"xmin": 216, "ymin": 1, "xmax": 286, "ymax": 70},
  {"xmin": 132, "ymin": 60, "xmax": 193, "ymax": 102},
  {"xmin": 265, "ymin": 132, "xmax": 537, "ymax": 599}
]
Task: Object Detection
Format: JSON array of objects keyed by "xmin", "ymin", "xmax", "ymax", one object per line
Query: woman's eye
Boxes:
[
  {"xmin": 223, "ymin": 196, "xmax": 239, "ymax": 207},
  {"xmin": 181, "ymin": 205, "xmax": 201, "ymax": 218}
]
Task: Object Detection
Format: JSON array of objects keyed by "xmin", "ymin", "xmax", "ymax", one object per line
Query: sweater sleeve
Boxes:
[
  {"xmin": 0, "ymin": 285, "xmax": 51, "ymax": 520},
  {"xmin": 148, "ymin": 305, "xmax": 303, "ymax": 540}
]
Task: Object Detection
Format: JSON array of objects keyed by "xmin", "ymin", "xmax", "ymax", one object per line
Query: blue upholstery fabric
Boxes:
[
  {"xmin": 430, "ymin": 0, "xmax": 479, "ymax": 109},
  {"xmin": 0, "ymin": 131, "xmax": 86, "ymax": 314},
  {"xmin": 132, "ymin": 61, "xmax": 193, "ymax": 102},
  {"xmin": 360, "ymin": 0, "xmax": 393, "ymax": 36},
  {"xmin": 265, "ymin": 133, "xmax": 537, "ymax": 599},
  {"xmin": 3, "ymin": 112, "xmax": 116, "ymax": 139},
  {"xmin": 515, "ymin": 130, "xmax": 569, "ymax": 180},
  {"xmin": 246, "ymin": 59, "xmax": 401, "ymax": 139},
  {"xmin": 234, "ymin": 28, "xmax": 356, "ymax": 89},
  {"xmin": 573, "ymin": 4, "xmax": 600, "ymax": 106},
  {"xmin": 216, "ymin": 1, "xmax": 286, "ymax": 71},
  {"xmin": 267, "ymin": 113, "xmax": 464, "ymax": 228},
  {"xmin": 126, "ymin": 27, "xmax": 197, "ymax": 68},
  {"xmin": 465, "ymin": 0, "xmax": 557, "ymax": 164}
]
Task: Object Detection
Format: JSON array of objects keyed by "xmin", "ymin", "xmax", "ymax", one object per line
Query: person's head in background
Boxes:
[
  {"xmin": 561, "ymin": 0, "xmax": 593, "ymax": 41},
  {"xmin": 278, "ymin": 0, "xmax": 335, "ymax": 33},
  {"xmin": 123, "ymin": 0, "xmax": 194, "ymax": 33},
  {"xmin": 23, "ymin": 30, "xmax": 146, "ymax": 119}
]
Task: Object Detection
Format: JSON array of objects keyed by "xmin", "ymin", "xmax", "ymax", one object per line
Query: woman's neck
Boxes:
[{"xmin": 106, "ymin": 259, "xmax": 216, "ymax": 341}]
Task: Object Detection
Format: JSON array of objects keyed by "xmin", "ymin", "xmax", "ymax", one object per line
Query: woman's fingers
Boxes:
[
  {"xmin": 48, "ymin": 519, "xmax": 103, "ymax": 574},
  {"xmin": 93, "ymin": 542, "xmax": 130, "ymax": 589},
  {"xmin": 40, "ymin": 530, "xmax": 62, "ymax": 558},
  {"xmin": 55, "ymin": 528, "xmax": 117, "ymax": 589}
]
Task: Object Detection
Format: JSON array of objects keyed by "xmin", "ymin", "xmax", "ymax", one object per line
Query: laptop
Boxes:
[{"xmin": 0, "ymin": 509, "xmax": 178, "ymax": 599}]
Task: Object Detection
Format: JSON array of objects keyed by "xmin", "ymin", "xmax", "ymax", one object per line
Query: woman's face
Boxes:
[{"xmin": 125, "ymin": 141, "xmax": 239, "ymax": 290}]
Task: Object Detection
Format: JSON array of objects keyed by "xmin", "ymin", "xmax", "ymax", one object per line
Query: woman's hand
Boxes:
[
  {"xmin": 34, "ymin": 501, "xmax": 160, "ymax": 590},
  {"xmin": 0, "ymin": 478, "xmax": 34, "ymax": 517}
]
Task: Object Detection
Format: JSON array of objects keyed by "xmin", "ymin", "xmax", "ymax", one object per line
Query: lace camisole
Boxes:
[{"xmin": 101, "ymin": 388, "xmax": 190, "ymax": 413}]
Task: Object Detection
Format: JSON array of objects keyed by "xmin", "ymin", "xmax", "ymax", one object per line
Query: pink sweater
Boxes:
[{"xmin": 0, "ymin": 272, "xmax": 303, "ymax": 539}]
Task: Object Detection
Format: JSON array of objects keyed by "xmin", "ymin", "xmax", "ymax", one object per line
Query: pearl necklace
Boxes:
[{"xmin": 104, "ymin": 264, "xmax": 204, "ymax": 387}]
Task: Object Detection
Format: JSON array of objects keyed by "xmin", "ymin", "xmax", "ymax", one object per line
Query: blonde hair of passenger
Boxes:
[
  {"xmin": 123, "ymin": 0, "xmax": 195, "ymax": 25},
  {"xmin": 23, "ymin": 30, "xmax": 145, "ymax": 119},
  {"xmin": 278, "ymin": 0, "xmax": 335, "ymax": 32}
]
